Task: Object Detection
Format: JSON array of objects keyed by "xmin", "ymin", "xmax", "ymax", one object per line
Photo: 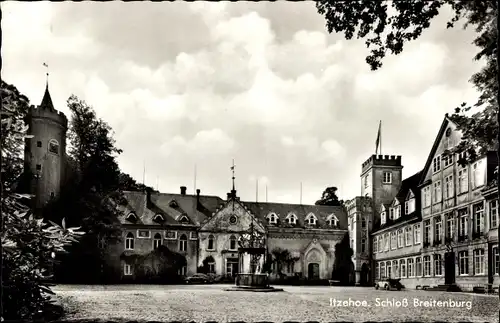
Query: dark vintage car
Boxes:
[
  {"xmin": 374, "ymin": 278, "xmax": 405, "ymax": 291},
  {"xmin": 184, "ymin": 273, "xmax": 211, "ymax": 284}
]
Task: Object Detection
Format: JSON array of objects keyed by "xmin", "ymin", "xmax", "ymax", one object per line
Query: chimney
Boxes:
[
  {"xmin": 180, "ymin": 186, "xmax": 187, "ymax": 195},
  {"xmin": 196, "ymin": 189, "xmax": 201, "ymax": 205},
  {"xmin": 196, "ymin": 189, "xmax": 200, "ymax": 197},
  {"xmin": 145, "ymin": 187, "xmax": 153, "ymax": 208}
]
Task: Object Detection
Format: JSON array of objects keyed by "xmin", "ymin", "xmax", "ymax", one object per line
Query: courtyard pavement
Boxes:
[{"xmin": 53, "ymin": 284, "xmax": 498, "ymax": 322}]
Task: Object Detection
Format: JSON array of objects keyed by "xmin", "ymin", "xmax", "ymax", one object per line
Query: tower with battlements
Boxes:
[{"xmin": 24, "ymin": 82, "xmax": 68, "ymax": 210}]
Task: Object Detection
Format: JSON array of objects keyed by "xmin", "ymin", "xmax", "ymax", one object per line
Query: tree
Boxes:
[
  {"xmin": 332, "ymin": 232, "xmax": 354, "ymax": 285},
  {"xmin": 315, "ymin": 0, "xmax": 498, "ymax": 188},
  {"xmin": 1, "ymin": 88, "xmax": 84, "ymax": 320},
  {"xmin": 315, "ymin": 186, "xmax": 343, "ymax": 206},
  {"xmin": 268, "ymin": 248, "xmax": 300, "ymax": 279},
  {"xmin": 45, "ymin": 95, "xmax": 125, "ymax": 283}
]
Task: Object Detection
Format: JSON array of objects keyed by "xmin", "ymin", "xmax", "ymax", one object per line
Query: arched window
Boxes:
[
  {"xmin": 267, "ymin": 213, "xmax": 278, "ymax": 224},
  {"xmin": 207, "ymin": 235, "xmax": 215, "ymax": 250},
  {"xmin": 229, "ymin": 235, "xmax": 237, "ymax": 250},
  {"xmin": 179, "ymin": 234, "xmax": 187, "ymax": 252},
  {"xmin": 306, "ymin": 213, "xmax": 317, "ymax": 225},
  {"xmin": 125, "ymin": 232, "xmax": 134, "ymax": 250},
  {"xmin": 153, "ymin": 233, "xmax": 162, "ymax": 249},
  {"xmin": 48, "ymin": 139, "xmax": 59, "ymax": 155}
]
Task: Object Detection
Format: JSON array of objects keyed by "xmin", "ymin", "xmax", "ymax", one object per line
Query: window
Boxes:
[
  {"xmin": 229, "ymin": 235, "xmax": 237, "ymax": 250},
  {"xmin": 208, "ymin": 262, "xmax": 215, "ymax": 274},
  {"xmin": 125, "ymin": 233, "xmax": 134, "ymax": 250},
  {"xmin": 394, "ymin": 205, "xmax": 401, "ymax": 219},
  {"xmin": 383, "ymin": 172, "xmax": 392, "ymax": 184},
  {"xmin": 405, "ymin": 227, "xmax": 412, "ymax": 246},
  {"xmin": 400, "ymin": 259, "xmax": 406, "ymax": 278},
  {"xmin": 444, "ymin": 175, "xmax": 454, "ymax": 199},
  {"xmin": 423, "ymin": 255, "xmax": 431, "ymax": 276},
  {"xmin": 229, "ymin": 215, "xmax": 237, "ymax": 224},
  {"xmin": 48, "ymin": 139, "xmax": 59, "ymax": 154},
  {"xmin": 423, "ymin": 186, "xmax": 431, "ymax": 207},
  {"xmin": 443, "ymin": 154, "xmax": 453, "ymax": 168},
  {"xmin": 392, "ymin": 260, "xmax": 399, "ymax": 278},
  {"xmin": 50, "ymin": 192, "xmax": 55, "ymax": 198},
  {"xmin": 458, "ymin": 151, "xmax": 468, "ymax": 163},
  {"xmin": 179, "ymin": 234, "xmax": 187, "ymax": 252},
  {"xmin": 361, "ymin": 217, "xmax": 366, "ymax": 228},
  {"xmin": 379, "ymin": 235, "xmax": 384, "ymax": 252},
  {"xmin": 434, "ymin": 254, "xmax": 442, "ymax": 276},
  {"xmin": 126, "ymin": 212, "xmax": 137, "ymax": 223},
  {"xmin": 473, "ymin": 203, "xmax": 485, "ymax": 235},
  {"xmin": 361, "ymin": 239, "xmax": 366, "ymax": 253},
  {"xmin": 267, "ymin": 213, "xmax": 278, "ymax": 224},
  {"xmin": 137, "ymin": 230, "xmax": 150, "ymax": 238},
  {"xmin": 327, "ymin": 214, "xmax": 339, "ymax": 227},
  {"xmin": 391, "ymin": 232, "xmax": 397, "ymax": 250},
  {"xmin": 178, "ymin": 266, "xmax": 187, "ymax": 276},
  {"xmin": 153, "ymin": 214, "xmax": 165, "ymax": 222},
  {"xmin": 434, "ymin": 217, "xmax": 442, "ymax": 244},
  {"xmin": 424, "ymin": 220, "xmax": 431, "ymax": 245},
  {"xmin": 458, "ymin": 208, "xmax": 468, "ymax": 239},
  {"xmin": 473, "ymin": 249, "xmax": 485, "ymax": 275},
  {"xmin": 493, "ymin": 247, "xmax": 499, "ymax": 275},
  {"xmin": 207, "ymin": 235, "xmax": 215, "ymax": 250},
  {"xmin": 190, "ymin": 232, "xmax": 198, "ymax": 240},
  {"xmin": 407, "ymin": 258, "xmax": 414, "ymax": 277},
  {"xmin": 165, "ymin": 231, "xmax": 177, "ymax": 240},
  {"xmin": 36, "ymin": 164, "xmax": 42, "ymax": 171},
  {"xmin": 373, "ymin": 237, "xmax": 378, "ymax": 253},
  {"xmin": 433, "ymin": 155, "xmax": 441, "ymax": 173},
  {"xmin": 416, "ymin": 257, "xmax": 422, "ymax": 276},
  {"xmin": 287, "ymin": 213, "xmax": 297, "ymax": 225},
  {"xmin": 306, "ymin": 213, "xmax": 317, "ymax": 225},
  {"xmin": 37, "ymin": 141, "xmax": 42, "ymax": 147},
  {"xmin": 414, "ymin": 224, "xmax": 421, "ymax": 244},
  {"xmin": 446, "ymin": 213, "xmax": 455, "ymax": 240},
  {"xmin": 433, "ymin": 181, "xmax": 442, "ymax": 203},
  {"xmin": 386, "ymin": 261, "xmax": 392, "ymax": 278},
  {"xmin": 472, "ymin": 160, "xmax": 485, "ymax": 188},
  {"xmin": 491, "ymin": 200, "xmax": 498, "ymax": 229},
  {"xmin": 179, "ymin": 215, "xmax": 190, "ymax": 224},
  {"xmin": 381, "ymin": 211, "xmax": 386, "ymax": 225},
  {"xmin": 153, "ymin": 233, "xmax": 162, "ymax": 249},
  {"xmin": 124, "ymin": 264, "xmax": 132, "ymax": 276},
  {"xmin": 389, "ymin": 208, "xmax": 395, "ymax": 220},
  {"xmin": 405, "ymin": 198, "xmax": 415, "ymax": 215},
  {"xmin": 458, "ymin": 168, "xmax": 468, "ymax": 194},
  {"xmin": 459, "ymin": 251, "xmax": 469, "ymax": 275},
  {"xmin": 364, "ymin": 175, "xmax": 369, "ymax": 188},
  {"xmin": 380, "ymin": 262, "xmax": 386, "ymax": 279},
  {"xmin": 384, "ymin": 233, "xmax": 389, "ymax": 251},
  {"xmin": 397, "ymin": 229, "xmax": 404, "ymax": 248},
  {"xmin": 375, "ymin": 263, "xmax": 379, "ymax": 280}
]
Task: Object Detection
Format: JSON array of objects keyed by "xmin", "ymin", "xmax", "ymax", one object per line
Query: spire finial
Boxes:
[
  {"xmin": 43, "ymin": 63, "xmax": 49, "ymax": 88},
  {"xmin": 231, "ymin": 159, "xmax": 235, "ymax": 192}
]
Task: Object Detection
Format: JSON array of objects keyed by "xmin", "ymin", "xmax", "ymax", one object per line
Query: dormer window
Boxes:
[
  {"xmin": 381, "ymin": 211, "xmax": 387, "ymax": 225},
  {"xmin": 126, "ymin": 212, "xmax": 138, "ymax": 223},
  {"xmin": 286, "ymin": 213, "xmax": 298, "ymax": 225},
  {"xmin": 153, "ymin": 214, "xmax": 164, "ymax": 222},
  {"xmin": 405, "ymin": 198, "xmax": 415, "ymax": 215},
  {"xmin": 306, "ymin": 213, "xmax": 317, "ymax": 225},
  {"xmin": 327, "ymin": 214, "xmax": 339, "ymax": 227},
  {"xmin": 169, "ymin": 200, "xmax": 178, "ymax": 208},
  {"xmin": 389, "ymin": 208, "xmax": 395, "ymax": 220},
  {"xmin": 179, "ymin": 215, "xmax": 189, "ymax": 224},
  {"xmin": 267, "ymin": 213, "xmax": 278, "ymax": 224}
]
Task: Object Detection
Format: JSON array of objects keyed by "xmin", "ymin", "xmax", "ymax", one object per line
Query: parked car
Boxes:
[
  {"xmin": 374, "ymin": 278, "xmax": 405, "ymax": 291},
  {"xmin": 184, "ymin": 273, "xmax": 210, "ymax": 284}
]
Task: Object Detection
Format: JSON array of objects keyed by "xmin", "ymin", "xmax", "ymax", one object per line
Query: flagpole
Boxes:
[
  {"xmin": 194, "ymin": 164, "xmax": 197, "ymax": 195},
  {"xmin": 380, "ymin": 120, "xmax": 382, "ymax": 155},
  {"xmin": 300, "ymin": 182, "xmax": 303, "ymax": 205},
  {"xmin": 256, "ymin": 178, "xmax": 259, "ymax": 202},
  {"xmin": 266, "ymin": 185, "xmax": 268, "ymax": 202}
]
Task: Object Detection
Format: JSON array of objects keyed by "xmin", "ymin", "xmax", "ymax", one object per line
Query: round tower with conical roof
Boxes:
[{"xmin": 24, "ymin": 81, "xmax": 68, "ymax": 210}]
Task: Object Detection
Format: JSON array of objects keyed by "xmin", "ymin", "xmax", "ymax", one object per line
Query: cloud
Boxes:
[{"xmin": 2, "ymin": 2, "xmax": 483, "ymax": 203}]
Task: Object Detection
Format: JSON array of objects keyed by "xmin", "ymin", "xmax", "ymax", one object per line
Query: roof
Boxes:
[
  {"xmin": 119, "ymin": 190, "xmax": 348, "ymax": 230},
  {"xmin": 118, "ymin": 191, "xmax": 224, "ymax": 226},
  {"xmin": 40, "ymin": 84, "xmax": 55, "ymax": 111},
  {"xmin": 396, "ymin": 171, "xmax": 423, "ymax": 202},
  {"xmin": 232, "ymin": 200, "xmax": 347, "ymax": 229}
]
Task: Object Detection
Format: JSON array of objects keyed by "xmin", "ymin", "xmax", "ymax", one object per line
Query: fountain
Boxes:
[{"xmin": 224, "ymin": 214, "xmax": 283, "ymax": 292}]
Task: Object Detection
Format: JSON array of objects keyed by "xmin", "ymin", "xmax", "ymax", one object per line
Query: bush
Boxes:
[{"xmin": 2, "ymin": 193, "xmax": 84, "ymax": 321}]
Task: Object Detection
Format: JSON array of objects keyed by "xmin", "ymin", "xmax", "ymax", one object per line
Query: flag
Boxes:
[
  {"xmin": 230, "ymin": 166, "xmax": 234, "ymax": 170},
  {"xmin": 375, "ymin": 120, "xmax": 381, "ymax": 154},
  {"xmin": 43, "ymin": 63, "xmax": 48, "ymax": 67}
]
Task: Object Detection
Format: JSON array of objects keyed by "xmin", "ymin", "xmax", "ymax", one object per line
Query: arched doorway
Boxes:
[
  {"xmin": 360, "ymin": 263, "xmax": 370, "ymax": 286},
  {"xmin": 308, "ymin": 263, "xmax": 320, "ymax": 280}
]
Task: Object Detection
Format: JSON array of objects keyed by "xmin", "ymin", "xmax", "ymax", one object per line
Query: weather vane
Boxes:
[{"xmin": 43, "ymin": 63, "xmax": 49, "ymax": 86}]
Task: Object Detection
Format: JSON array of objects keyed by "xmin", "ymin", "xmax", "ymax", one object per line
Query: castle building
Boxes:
[
  {"xmin": 114, "ymin": 186, "xmax": 348, "ymax": 281},
  {"xmin": 23, "ymin": 82, "xmax": 68, "ymax": 211},
  {"xmin": 349, "ymin": 115, "xmax": 499, "ymax": 291}
]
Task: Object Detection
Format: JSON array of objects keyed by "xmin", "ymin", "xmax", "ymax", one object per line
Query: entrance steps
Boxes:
[{"xmin": 426, "ymin": 284, "xmax": 462, "ymax": 292}]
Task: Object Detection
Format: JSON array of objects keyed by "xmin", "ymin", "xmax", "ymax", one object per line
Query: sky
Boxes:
[{"xmin": 2, "ymin": 2, "xmax": 484, "ymax": 205}]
